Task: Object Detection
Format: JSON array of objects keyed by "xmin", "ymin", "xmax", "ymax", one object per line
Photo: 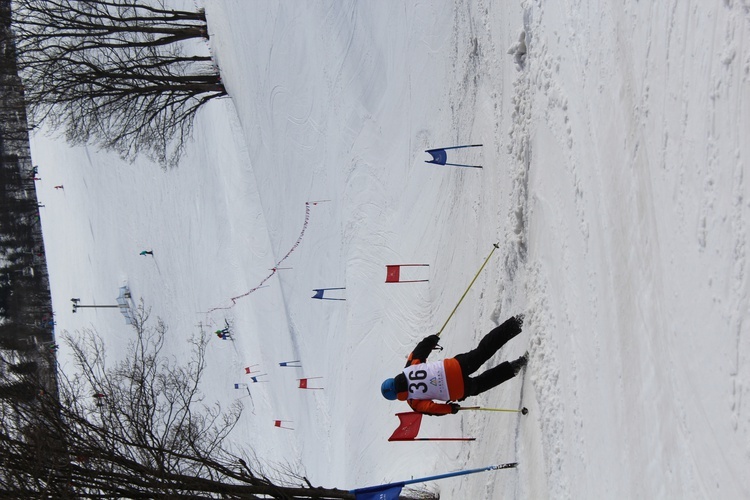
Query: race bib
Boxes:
[{"xmin": 403, "ymin": 361, "xmax": 449, "ymax": 400}]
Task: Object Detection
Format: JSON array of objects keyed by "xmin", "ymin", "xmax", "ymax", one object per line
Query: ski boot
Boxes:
[{"xmin": 510, "ymin": 351, "xmax": 529, "ymax": 375}]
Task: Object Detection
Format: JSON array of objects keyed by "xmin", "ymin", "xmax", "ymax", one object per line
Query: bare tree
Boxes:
[
  {"xmin": 0, "ymin": 304, "xmax": 359, "ymax": 499},
  {"xmin": 10, "ymin": 0, "xmax": 226, "ymax": 167}
]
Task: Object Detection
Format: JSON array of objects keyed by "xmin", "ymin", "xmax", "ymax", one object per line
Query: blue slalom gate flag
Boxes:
[
  {"xmin": 424, "ymin": 144, "xmax": 483, "ymax": 168},
  {"xmin": 352, "ymin": 483, "xmax": 404, "ymax": 500},
  {"xmin": 351, "ymin": 462, "xmax": 517, "ymax": 499}
]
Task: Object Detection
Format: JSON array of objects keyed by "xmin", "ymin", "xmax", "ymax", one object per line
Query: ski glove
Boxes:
[
  {"xmin": 450, "ymin": 403, "xmax": 461, "ymax": 414},
  {"xmin": 407, "ymin": 334, "xmax": 441, "ymax": 366}
]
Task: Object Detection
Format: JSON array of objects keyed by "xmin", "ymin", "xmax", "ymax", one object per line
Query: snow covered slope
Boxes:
[{"xmin": 30, "ymin": 1, "xmax": 749, "ymax": 498}]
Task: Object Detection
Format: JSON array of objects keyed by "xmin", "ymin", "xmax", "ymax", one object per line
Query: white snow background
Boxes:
[{"xmin": 28, "ymin": 1, "xmax": 750, "ymax": 498}]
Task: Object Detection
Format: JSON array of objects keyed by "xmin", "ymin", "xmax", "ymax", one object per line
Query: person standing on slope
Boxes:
[{"xmin": 380, "ymin": 314, "xmax": 528, "ymax": 416}]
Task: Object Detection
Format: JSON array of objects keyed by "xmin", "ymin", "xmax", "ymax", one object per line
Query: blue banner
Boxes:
[{"xmin": 354, "ymin": 484, "xmax": 403, "ymax": 500}]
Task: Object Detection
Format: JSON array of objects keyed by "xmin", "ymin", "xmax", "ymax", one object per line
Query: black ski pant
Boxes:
[{"xmin": 454, "ymin": 316, "xmax": 522, "ymax": 400}]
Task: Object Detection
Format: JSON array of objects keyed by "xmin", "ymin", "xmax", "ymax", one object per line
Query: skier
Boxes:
[
  {"xmin": 54, "ymin": 185, "xmax": 64, "ymax": 190},
  {"xmin": 139, "ymin": 250, "xmax": 153, "ymax": 256},
  {"xmin": 380, "ymin": 314, "xmax": 528, "ymax": 416},
  {"xmin": 215, "ymin": 327, "xmax": 231, "ymax": 340}
]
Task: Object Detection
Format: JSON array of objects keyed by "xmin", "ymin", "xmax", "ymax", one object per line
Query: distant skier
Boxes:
[
  {"xmin": 54, "ymin": 185, "xmax": 64, "ymax": 190},
  {"xmin": 139, "ymin": 250, "xmax": 153, "ymax": 256},
  {"xmin": 380, "ymin": 315, "xmax": 528, "ymax": 416},
  {"xmin": 215, "ymin": 326, "xmax": 231, "ymax": 340}
]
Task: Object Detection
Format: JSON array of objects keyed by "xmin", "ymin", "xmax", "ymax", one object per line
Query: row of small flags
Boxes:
[
  {"xmin": 233, "ymin": 376, "xmax": 323, "ymax": 391},
  {"xmin": 235, "ymin": 361, "xmax": 323, "ymax": 388},
  {"xmin": 234, "ymin": 361, "xmax": 322, "ymax": 430}
]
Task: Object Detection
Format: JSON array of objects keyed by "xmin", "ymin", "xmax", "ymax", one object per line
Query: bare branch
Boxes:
[
  {"xmin": 0, "ymin": 301, "xmax": 359, "ymax": 498},
  {"xmin": 10, "ymin": 0, "xmax": 225, "ymax": 168}
]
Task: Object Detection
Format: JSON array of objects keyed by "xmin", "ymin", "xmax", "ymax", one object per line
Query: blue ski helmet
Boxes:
[{"xmin": 381, "ymin": 378, "xmax": 397, "ymax": 400}]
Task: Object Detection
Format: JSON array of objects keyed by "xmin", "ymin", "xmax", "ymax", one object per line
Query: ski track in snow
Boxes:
[{"xmin": 525, "ymin": 265, "xmax": 569, "ymax": 500}]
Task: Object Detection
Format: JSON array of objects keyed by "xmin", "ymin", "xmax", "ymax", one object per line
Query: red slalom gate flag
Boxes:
[
  {"xmin": 297, "ymin": 377, "xmax": 323, "ymax": 389},
  {"xmin": 388, "ymin": 412, "xmax": 423, "ymax": 441},
  {"xmin": 273, "ymin": 420, "xmax": 294, "ymax": 430},
  {"xmin": 388, "ymin": 412, "xmax": 475, "ymax": 442}
]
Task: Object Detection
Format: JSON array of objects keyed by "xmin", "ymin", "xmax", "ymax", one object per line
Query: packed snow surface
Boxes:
[{"xmin": 31, "ymin": 1, "xmax": 749, "ymax": 498}]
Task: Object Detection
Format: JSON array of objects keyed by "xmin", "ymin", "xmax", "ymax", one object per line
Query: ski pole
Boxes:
[
  {"xmin": 459, "ymin": 406, "xmax": 529, "ymax": 415},
  {"xmin": 436, "ymin": 243, "xmax": 500, "ymax": 337}
]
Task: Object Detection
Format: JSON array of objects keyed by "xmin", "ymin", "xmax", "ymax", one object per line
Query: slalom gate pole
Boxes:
[
  {"xmin": 431, "ymin": 144, "xmax": 484, "ymax": 151},
  {"xmin": 390, "ymin": 437, "xmax": 476, "ymax": 442},
  {"xmin": 396, "ymin": 462, "xmax": 516, "ymax": 486},
  {"xmin": 436, "ymin": 243, "xmax": 500, "ymax": 337},
  {"xmin": 460, "ymin": 406, "xmax": 529, "ymax": 415}
]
